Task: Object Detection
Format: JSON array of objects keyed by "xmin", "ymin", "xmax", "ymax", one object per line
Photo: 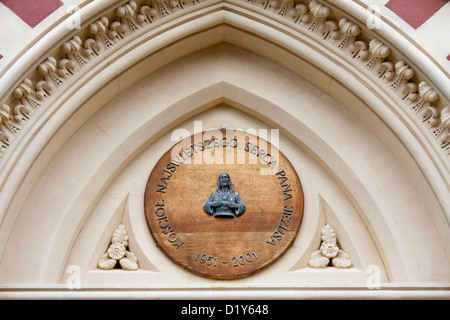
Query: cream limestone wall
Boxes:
[
  {"xmin": 0, "ymin": 0, "xmax": 448, "ymax": 299},
  {"xmin": 0, "ymin": 0, "xmax": 97, "ymax": 75}
]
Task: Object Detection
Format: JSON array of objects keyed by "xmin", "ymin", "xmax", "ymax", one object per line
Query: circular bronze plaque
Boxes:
[{"xmin": 144, "ymin": 130, "xmax": 304, "ymax": 279}]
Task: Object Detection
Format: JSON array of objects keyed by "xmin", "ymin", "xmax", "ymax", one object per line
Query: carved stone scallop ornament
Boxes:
[{"xmin": 144, "ymin": 130, "xmax": 304, "ymax": 279}]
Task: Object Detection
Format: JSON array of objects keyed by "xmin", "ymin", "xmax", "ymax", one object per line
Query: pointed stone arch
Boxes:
[{"xmin": 0, "ymin": 0, "xmax": 448, "ymax": 298}]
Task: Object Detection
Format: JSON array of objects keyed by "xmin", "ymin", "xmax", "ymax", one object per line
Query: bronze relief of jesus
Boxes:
[{"xmin": 203, "ymin": 172, "xmax": 246, "ymax": 218}]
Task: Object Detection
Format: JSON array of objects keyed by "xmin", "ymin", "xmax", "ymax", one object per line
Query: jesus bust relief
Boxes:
[{"xmin": 203, "ymin": 172, "xmax": 246, "ymax": 218}]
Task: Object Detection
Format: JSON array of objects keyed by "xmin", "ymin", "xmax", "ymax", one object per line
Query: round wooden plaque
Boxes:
[{"xmin": 144, "ymin": 130, "xmax": 304, "ymax": 279}]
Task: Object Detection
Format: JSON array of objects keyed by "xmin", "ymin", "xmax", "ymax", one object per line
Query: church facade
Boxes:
[{"xmin": 0, "ymin": 0, "xmax": 449, "ymax": 299}]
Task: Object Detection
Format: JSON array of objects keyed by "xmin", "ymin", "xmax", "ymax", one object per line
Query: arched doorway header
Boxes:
[{"xmin": 0, "ymin": 1, "xmax": 448, "ymax": 298}]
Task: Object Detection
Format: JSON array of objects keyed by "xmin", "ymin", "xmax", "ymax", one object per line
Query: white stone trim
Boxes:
[
  {"xmin": 0, "ymin": 0, "xmax": 448, "ymax": 299},
  {"xmin": 0, "ymin": 284, "xmax": 449, "ymax": 300}
]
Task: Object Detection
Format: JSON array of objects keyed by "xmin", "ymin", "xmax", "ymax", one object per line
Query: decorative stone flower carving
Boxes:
[
  {"xmin": 98, "ymin": 253, "xmax": 117, "ymax": 270},
  {"xmin": 98, "ymin": 224, "xmax": 138, "ymax": 271},
  {"xmin": 308, "ymin": 250, "xmax": 330, "ymax": 268},
  {"xmin": 119, "ymin": 251, "xmax": 138, "ymax": 270},
  {"xmin": 308, "ymin": 224, "xmax": 352, "ymax": 268},
  {"xmin": 321, "ymin": 224, "xmax": 336, "ymax": 242},
  {"xmin": 108, "ymin": 243, "xmax": 126, "ymax": 260},
  {"xmin": 332, "ymin": 250, "xmax": 352, "ymax": 268},
  {"xmin": 112, "ymin": 224, "xmax": 129, "ymax": 247},
  {"xmin": 320, "ymin": 240, "xmax": 339, "ymax": 258}
]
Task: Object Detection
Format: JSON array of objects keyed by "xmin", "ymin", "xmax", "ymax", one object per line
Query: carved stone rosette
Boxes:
[
  {"xmin": 308, "ymin": 225, "xmax": 352, "ymax": 268},
  {"xmin": 98, "ymin": 224, "xmax": 138, "ymax": 271}
]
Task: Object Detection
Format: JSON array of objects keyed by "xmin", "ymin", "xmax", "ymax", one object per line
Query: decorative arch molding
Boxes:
[
  {"xmin": 0, "ymin": 0, "xmax": 449, "ymax": 217},
  {"xmin": 0, "ymin": 0, "xmax": 448, "ymax": 298}
]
